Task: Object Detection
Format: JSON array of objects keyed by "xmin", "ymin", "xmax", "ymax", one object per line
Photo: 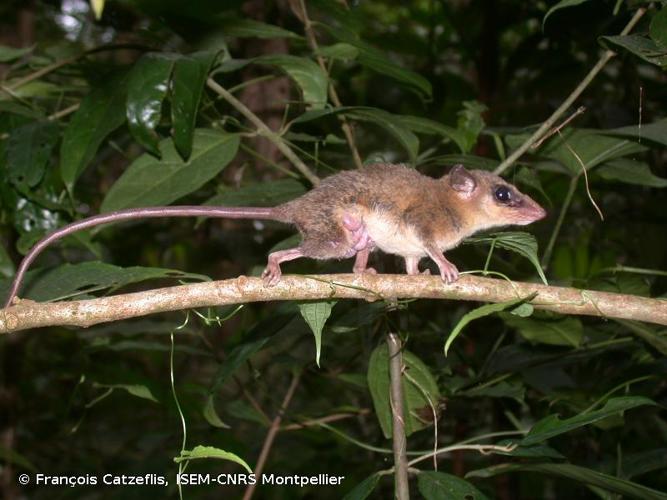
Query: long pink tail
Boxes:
[{"xmin": 4, "ymin": 206, "xmax": 278, "ymax": 307}]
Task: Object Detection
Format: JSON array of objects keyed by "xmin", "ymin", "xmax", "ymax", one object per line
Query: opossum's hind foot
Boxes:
[{"xmin": 262, "ymin": 247, "xmax": 305, "ymax": 286}]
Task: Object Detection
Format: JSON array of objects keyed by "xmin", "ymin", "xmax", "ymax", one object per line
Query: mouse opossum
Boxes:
[{"xmin": 4, "ymin": 164, "xmax": 546, "ymax": 306}]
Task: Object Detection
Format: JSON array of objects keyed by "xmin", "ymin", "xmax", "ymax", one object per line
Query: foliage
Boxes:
[{"xmin": 0, "ymin": 0, "xmax": 666, "ymax": 498}]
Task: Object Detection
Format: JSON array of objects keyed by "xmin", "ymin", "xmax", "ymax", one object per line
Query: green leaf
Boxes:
[
  {"xmin": 615, "ymin": 320, "xmax": 667, "ymax": 356},
  {"xmin": 0, "ymin": 44, "xmax": 32, "ymax": 62},
  {"xmin": 596, "ymin": 159, "xmax": 667, "ymax": 188},
  {"xmin": 206, "ymin": 179, "xmax": 306, "ymax": 207},
  {"xmin": 171, "ymin": 51, "xmax": 218, "ymax": 159},
  {"xmin": 6, "ymin": 120, "xmax": 59, "ymax": 189},
  {"xmin": 395, "ymin": 115, "xmax": 468, "ymax": 153},
  {"xmin": 422, "ymin": 154, "xmax": 498, "ymax": 171},
  {"xmin": 367, "ymin": 344, "xmax": 440, "ymax": 439},
  {"xmin": 126, "ymin": 52, "xmax": 177, "ymax": 156},
  {"xmin": 0, "ymin": 243, "xmax": 15, "ymax": 278},
  {"xmin": 543, "ymin": 0, "xmax": 592, "ymax": 30},
  {"xmin": 60, "ymin": 75, "xmax": 128, "ymax": 193},
  {"xmin": 493, "ymin": 440, "xmax": 565, "ymax": 459},
  {"xmin": 101, "ymin": 129, "xmax": 239, "ymax": 212},
  {"xmin": 255, "ymin": 54, "xmax": 328, "ymax": 110},
  {"xmin": 600, "ymin": 34, "xmax": 667, "ymax": 68},
  {"xmin": 466, "ymin": 231, "xmax": 548, "ymax": 285},
  {"xmin": 466, "ymin": 463, "xmax": 667, "ymax": 500},
  {"xmin": 539, "ymin": 129, "xmax": 646, "ymax": 175},
  {"xmin": 202, "ymin": 395, "xmax": 231, "ymax": 429},
  {"xmin": 417, "ymin": 471, "xmax": 489, "ymax": 500},
  {"xmin": 320, "ymin": 24, "xmax": 432, "ymax": 99},
  {"xmin": 522, "ymin": 396, "xmax": 656, "ymax": 446},
  {"xmin": 346, "ymin": 108, "xmax": 419, "ymax": 163},
  {"xmin": 315, "ymin": 43, "xmax": 360, "ymax": 61},
  {"xmin": 94, "ymin": 383, "xmax": 159, "ymax": 402},
  {"xmin": 607, "ymin": 118, "xmax": 667, "ymax": 147},
  {"xmin": 456, "ymin": 101, "xmax": 487, "ymax": 153},
  {"xmin": 0, "ymin": 445, "xmax": 37, "ymax": 472},
  {"xmin": 342, "ymin": 473, "xmax": 381, "ymax": 500},
  {"xmin": 650, "ymin": 7, "xmax": 667, "ymax": 47},
  {"xmin": 461, "ymin": 380, "xmax": 526, "ymax": 404},
  {"xmin": 217, "ymin": 15, "xmax": 302, "ymax": 40},
  {"xmin": 174, "ymin": 445, "xmax": 252, "ymax": 474},
  {"xmin": 621, "ymin": 448, "xmax": 667, "ymax": 479},
  {"xmin": 209, "ymin": 338, "xmax": 270, "ymax": 394},
  {"xmin": 0, "ymin": 262, "xmax": 207, "ymax": 302},
  {"xmin": 298, "ymin": 300, "xmax": 335, "ymax": 367},
  {"xmin": 501, "ymin": 314, "xmax": 583, "ymax": 347},
  {"xmin": 445, "ymin": 294, "xmax": 535, "ymax": 355}
]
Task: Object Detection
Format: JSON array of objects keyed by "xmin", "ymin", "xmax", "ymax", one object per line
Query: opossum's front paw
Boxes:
[
  {"xmin": 437, "ymin": 261, "xmax": 459, "ymax": 284},
  {"xmin": 353, "ymin": 265, "xmax": 377, "ymax": 275},
  {"xmin": 261, "ymin": 264, "xmax": 282, "ymax": 286}
]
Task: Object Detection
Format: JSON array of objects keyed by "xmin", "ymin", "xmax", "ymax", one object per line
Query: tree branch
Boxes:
[
  {"xmin": 387, "ymin": 332, "xmax": 410, "ymax": 500},
  {"xmin": 2, "ymin": 274, "xmax": 667, "ymax": 333}
]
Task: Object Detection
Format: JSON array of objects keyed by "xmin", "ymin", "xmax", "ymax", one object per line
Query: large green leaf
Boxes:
[
  {"xmin": 445, "ymin": 294, "xmax": 535, "ymax": 355},
  {"xmin": 6, "ymin": 120, "xmax": 59, "ymax": 189},
  {"xmin": 600, "ymin": 34, "xmax": 667, "ymax": 68},
  {"xmin": 126, "ymin": 52, "xmax": 177, "ymax": 156},
  {"xmin": 367, "ymin": 344, "xmax": 440, "ymax": 439},
  {"xmin": 217, "ymin": 15, "xmax": 302, "ymax": 40},
  {"xmin": 206, "ymin": 179, "xmax": 306, "ymax": 207},
  {"xmin": 606, "ymin": 119, "xmax": 667, "ymax": 147},
  {"xmin": 650, "ymin": 7, "xmax": 667, "ymax": 47},
  {"xmin": 501, "ymin": 314, "xmax": 583, "ymax": 347},
  {"xmin": 466, "ymin": 463, "xmax": 667, "ymax": 500},
  {"xmin": 0, "ymin": 44, "xmax": 33, "ymax": 62},
  {"xmin": 60, "ymin": 75, "xmax": 128, "ymax": 193},
  {"xmin": 456, "ymin": 101, "xmax": 487, "ymax": 153},
  {"xmin": 174, "ymin": 445, "xmax": 252, "ymax": 474},
  {"xmin": 522, "ymin": 396, "xmax": 656, "ymax": 446},
  {"xmin": 0, "ymin": 261, "xmax": 208, "ymax": 302},
  {"xmin": 341, "ymin": 473, "xmax": 381, "ymax": 500},
  {"xmin": 596, "ymin": 159, "xmax": 667, "ymax": 188},
  {"xmin": 394, "ymin": 115, "xmax": 468, "ymax": 153},
  {"xmin": 171, "ymin": 51, "xmax": 218, "ymax": 159},
  {"xmin": 346, "ymin": 108, "xmax": 419, "ymax": 163},
  {"xmin": 537, "ymin": 129, "xmax": 647, "ymax": 175},
  {"xmin": 542, "ymin": 0, "xmax": 593, "ymax": 30},
  {"xmin": 101, "ymin": 129, "xmax": 239, "ymax": 211},
  {"xmin": 417, "ymin": 471, "xmax": 489, "ymax": 500},
  {"xmin": 298, "ymin": 300, "xmax": 335, "ymax": 367},
  {"xmin": 209, "ymin": 338, "xmax": 271, "ymax": 394},
  {"xmin": 466, "ymin": 231, "xmax": 548, "ymax": 285},
  {"xmin": 320, "ymin": 24, "xmax": 432, "ymax": 99},
  {"xmin": 255, "ymin": 54, "xmax": 328, "ymax": 110}
]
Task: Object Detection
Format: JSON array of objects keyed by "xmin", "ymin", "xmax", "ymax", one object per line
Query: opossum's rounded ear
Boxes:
[{"xmin": 448, "ymin": 164, "xmax": 476, "ymax": 194}]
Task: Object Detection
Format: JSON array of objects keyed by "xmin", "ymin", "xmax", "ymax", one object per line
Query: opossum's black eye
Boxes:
[{"xmin": 494, "ymin": 186, "xmax": 512, "ymax": 203}]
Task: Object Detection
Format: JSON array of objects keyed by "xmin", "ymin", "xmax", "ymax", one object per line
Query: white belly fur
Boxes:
[{"xmin": 364, "ymin": 212, "xmax": 426, "ymax": 257}]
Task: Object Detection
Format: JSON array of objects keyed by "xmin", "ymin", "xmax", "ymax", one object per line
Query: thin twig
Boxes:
[
  {"xmin": 494, "ymin": 8, "xmax": 646, "ymax": 175},
  {"xmin": 242, "ymin": 370, "xmax": 301, "ymax": 500},
  {"xmin": 531, "ymin": 106, "xmax": 586, "ymax": 150},
  {"xmin": 297, "ymin": 0, "xmax": 364, "ymax": 170},
  {"xmin": 206, "ymin": 78, "xmax": 320, "ymax": 186},
  {"xmin": 387, "ymin": 333, "xmax": 410, "ymax": 500}
]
